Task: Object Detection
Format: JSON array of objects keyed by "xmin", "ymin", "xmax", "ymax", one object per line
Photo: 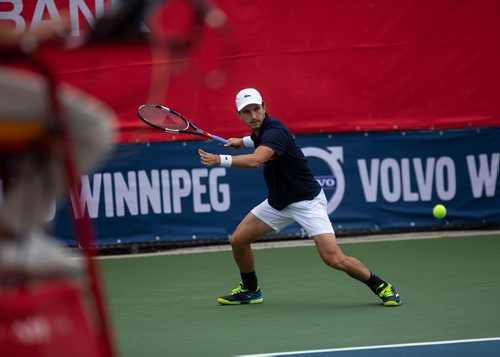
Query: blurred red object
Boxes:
[{"xmin": 0, "ymin": 281, "xmax": 103, "ymax": 357}]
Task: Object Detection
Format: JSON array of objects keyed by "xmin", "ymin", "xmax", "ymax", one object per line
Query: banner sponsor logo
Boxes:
[
  {"xmin": 1, "ymin": 0, "xmax": 117, "ymax": 36},
  {"xmin": 302, "ymin": 145, "xmax": 498, "ymax": 213},
  {"xmin": 357, "ymin": 153, "xmax": 499, "ymax": 203},
  {"xmin": 70, "ymin": 167, "xmax": 230, "ymax": 218},
  {"xmin": 303, "ymin": 146, "xmax": 345, "ymax": 214},
  {"xmin": 357, "ymin": 157, "xmax": 457, "ymax": 202}
]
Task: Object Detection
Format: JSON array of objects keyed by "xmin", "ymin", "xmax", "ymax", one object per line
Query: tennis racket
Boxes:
[{"xmin": 137, "ymin": 104, "xmax": 228, "ymax": 144}]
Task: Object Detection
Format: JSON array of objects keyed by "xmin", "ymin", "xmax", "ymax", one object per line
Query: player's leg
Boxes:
[
  {"xmin": 285, "ymin": 192, "xmax": 364, "ymax": 276},
  {"xmin": 218, "ymin": 199, "xmax": 294, "ymax": 305},
  {"xmin": 217, "ymin": 212, "xmax": 273, "ymax": 305},
  {"xmin": 312, "ymin": 233, "xmax": 370, "ymax": 281},
  {"xmin": 230, "ymin": 211, "xmax": 274, "ymax": 273},
  {"xmin": 292, "ymin": 191, "xmax": 401, "ymax": 306},
  {"xmin": 312, "ymin": 234, "xmax": 401, "ymax": 306}
]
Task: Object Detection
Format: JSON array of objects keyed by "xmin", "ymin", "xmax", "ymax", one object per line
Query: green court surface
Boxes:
[{"xmin": 99, "ymin": 233, "xmax": 500, "ymax": 357}]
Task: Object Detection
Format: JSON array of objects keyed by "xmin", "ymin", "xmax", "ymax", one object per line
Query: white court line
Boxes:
[{"xmin": 235, "ymin": 337, "xmax": 500, "ymax": 357}]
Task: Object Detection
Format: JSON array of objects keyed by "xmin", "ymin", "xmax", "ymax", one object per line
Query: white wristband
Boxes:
[
  {"xmin": 243, "ymin": 136, "xmax": 255, "ymax": 148},
  {"xmin": 219, "ymin": 155, "xmax": 232, "ymax": 167}
]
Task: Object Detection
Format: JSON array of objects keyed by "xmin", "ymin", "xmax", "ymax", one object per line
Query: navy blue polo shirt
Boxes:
[{"xmin": 251, "ymin": 114, "xmax": 321, "ymax": 210}]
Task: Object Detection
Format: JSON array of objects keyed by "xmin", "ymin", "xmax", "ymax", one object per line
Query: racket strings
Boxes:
[{"xmin": 143, "ymin": 107, "xmax": 188, "ymax": 131}]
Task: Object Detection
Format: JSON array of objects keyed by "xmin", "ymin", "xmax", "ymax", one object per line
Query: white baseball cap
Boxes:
[{"xmin": 235, "ymin": 88, "xmax": 263, "ymax": 112}]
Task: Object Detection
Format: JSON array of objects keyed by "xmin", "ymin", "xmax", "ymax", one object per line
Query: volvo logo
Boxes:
[{"xmin": 302, "ymin": 146, "xmax": 345, "ymax": 214}]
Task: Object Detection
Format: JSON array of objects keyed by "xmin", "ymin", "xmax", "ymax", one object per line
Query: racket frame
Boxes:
[{"xmin": 137, "ymin": 104, "xmax": 228, "ymax": 144}]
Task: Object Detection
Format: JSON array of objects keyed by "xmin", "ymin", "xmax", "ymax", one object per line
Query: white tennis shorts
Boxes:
[{"xmin": 251, "ymin": 190, "xmax": 335, "ymax": 238}]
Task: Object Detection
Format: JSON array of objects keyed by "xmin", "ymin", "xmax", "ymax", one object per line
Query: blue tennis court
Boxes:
[{"xmin": 237, "ymin": 338, "xmax": 500, "ymax": 357}]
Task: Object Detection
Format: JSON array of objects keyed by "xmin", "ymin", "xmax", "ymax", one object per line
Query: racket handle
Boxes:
[{"xmin": 209, "ymin": 134, "xmax": 229, "ymax": 145}]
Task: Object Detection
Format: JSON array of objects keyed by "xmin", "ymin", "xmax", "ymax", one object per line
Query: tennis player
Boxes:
[{"xmin": 198, "ymin": 88, "xmax": 401, "ymax": 307}]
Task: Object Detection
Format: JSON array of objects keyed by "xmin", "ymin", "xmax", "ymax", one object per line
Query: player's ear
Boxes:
[{"xmin": 261, "ymin": 102, "xmax": 266, "ymax": 111}]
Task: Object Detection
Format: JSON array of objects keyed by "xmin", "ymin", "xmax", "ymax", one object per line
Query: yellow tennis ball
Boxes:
[{"xmin": 433, "ymin": 204, "xmax": 447, "ymax": 219}]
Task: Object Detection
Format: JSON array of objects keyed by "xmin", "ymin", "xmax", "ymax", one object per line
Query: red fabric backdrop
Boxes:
[{"xmin": 4, "ymin": 0, "xmax": 500, "ymax": 143}]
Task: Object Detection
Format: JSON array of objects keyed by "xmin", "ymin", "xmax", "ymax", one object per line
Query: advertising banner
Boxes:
[
  {"xmin": 51, "ymin": 127, "xmax": 499, "ymax": 245},
  {"xmin": 2, "ymin": 1, "xmax": 500, "ymax": 142}
]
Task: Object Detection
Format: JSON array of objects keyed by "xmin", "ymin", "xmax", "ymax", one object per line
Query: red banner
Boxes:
[{"xmin": 2, "ymin": 0, "xmax": 500, "ymax": 143}]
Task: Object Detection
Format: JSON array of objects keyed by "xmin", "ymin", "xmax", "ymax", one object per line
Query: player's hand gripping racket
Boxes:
[{"xmin": 137, "ymin": 104, "xmax": 229, "ymax": 145}]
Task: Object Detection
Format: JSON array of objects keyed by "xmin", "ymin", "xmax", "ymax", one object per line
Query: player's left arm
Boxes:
[{"xmin": 198, "ymin": 145, "xmax": 275, "ymax": 168}]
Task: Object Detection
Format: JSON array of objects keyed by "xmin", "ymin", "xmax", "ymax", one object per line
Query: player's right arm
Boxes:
[
  {"xmin": 231, "ymin": 145, "xmax": 274, "ymax": 168},
  {"xmin": 198, "ymin": 145, "xmax": 274, "ymax": 168}
]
